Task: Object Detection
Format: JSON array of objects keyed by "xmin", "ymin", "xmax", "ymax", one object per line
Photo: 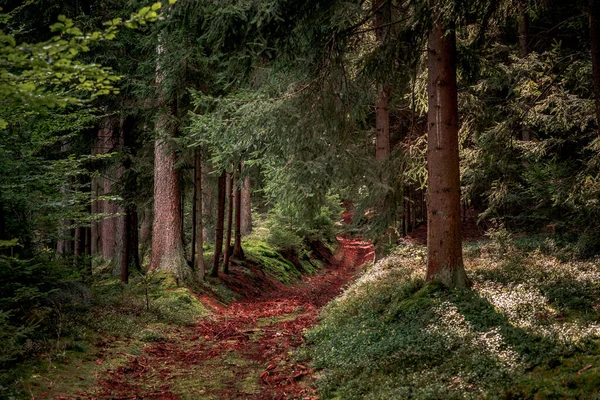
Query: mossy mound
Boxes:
[{"xmin": 305, "ymin": 241, "xmax": 600, "ymax": 399}]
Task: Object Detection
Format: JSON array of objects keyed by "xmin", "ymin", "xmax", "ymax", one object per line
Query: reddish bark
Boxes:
[
  {"xmin": 150, "ymin": 106, "xmax": 190, "ymax": 283},
  {"xmin": 223, "ymin": 172, "xmax": 234, "ymax": 274},
  {"xmin": 240, "ymin": 170, "xmax": 252, "ymax": 235},
  {"xmin": 233, "ymin": 164, "xmax": 244, "ymax": 260},
  {"xmin": 426, "ymin": 5, "xmax": 468, "ymax": 287},
  {"xmin": 194, "ymin": 149, "xmax": 205, "ymax": 279},
  {"xmin": 121, "ymin": 207, "xmax": 130, "ymax": 284},
  {"xmin": 211, "ymin": 170, "xmax": 227, "ymax": 277}
]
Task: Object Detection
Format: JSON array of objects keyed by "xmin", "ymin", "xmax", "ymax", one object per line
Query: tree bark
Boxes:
[
  {"xmin": 374, "ymin": 0, "xmax": 391, "ymax": 162},
  {"xmin": 590, "ymin": 0, "xmax": 600, "ymax": 133},
  {"xmin": 121, "ymin": 207, "xmax": 130, "ymax": 284},
  {"xmin": 517, "ymin": 0, "xmax": 529, "ymax": 57},
  {"xmin": 150, "ymin": 104, "xmax": 190, "ymax": 283},
  {"xmin": 211, "ymin": 170, "xmax": 226, "ymax": 277},
  {"xmin": 233, "ymin": 164, "xmax": 244, "ymax": 260},
  {"xmin": 517, "ymin": 0, "xmax": 532, "ymax": 141},
  {"xmin": 223, "ymin": 172, "xmax": 233, "ymax": 274},
  {"xmin": 426, "ymin": 5, "xmax": 468, "ymax": 287},
  {"xmin": 240, "ymin": 169, "xmax": 252, "ymax": 235},
  {"xmin": 131, "ymin": 208, "xmax": 141, "ymax": 272},
  {"xmin": 194, "ymin": 148, "xmax": 205, "ymax": 279},
  {"xmin": 150, "ymin": 39, "xmax": 191, "ymax": 283}
]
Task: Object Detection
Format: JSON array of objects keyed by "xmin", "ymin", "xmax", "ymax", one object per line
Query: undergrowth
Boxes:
[{"xmin": 305, "ymin": 237, "xmax": 600, "ymax": 399}]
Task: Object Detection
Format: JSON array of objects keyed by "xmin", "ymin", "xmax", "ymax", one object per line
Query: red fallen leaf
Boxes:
[
  {"xmin": 296, "ymin": 364, "xmax": 307, "ymax": 370},
  {"xmin": 260, "ymin": 370, "xmax": 270, "ymax": 383},
  {"xmin": 204, "ymin": 335, "xmax": 210, "ymax": 339},
  {"xmin": 266, "ymin": 363, "xmax": 276, "ymax": 370}
]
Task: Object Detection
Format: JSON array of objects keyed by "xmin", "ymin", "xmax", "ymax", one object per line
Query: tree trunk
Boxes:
[
  {"xmin": 121, "ymin": 207, "xmax": 130, "ymax": 284},
  {"xmin": 202, "ymin": 162, "xmax": 215, "ymax": 243},
  {"xmin": 233, "ymin": 163, "xmax": 244, "ymax": 260},
  {"xmin": 150, "ymin": 104, "xmax": 190, "ymax": 283},
  {"xmin": 85, "ymin": 226, "xmax": 92, "ymax": 276},
  {"xmin": 374, "ymin": 0, "xmax": 391, "ymax": 162},
  {"xmin": 223, "ymin": 172, "xmax": 233, "ymax": 274},
  {"xmin": 74, "ymin": 226, "xmax": 85, "ymax": 264},
  {"xmin": 517, "ymin": 0, "xmax": 529, "ymax": 57},
  {"xmin": 150, "ymin": 40, "xmax": 191, "ymax": 284},
  {"xmin": 426, "ymin": 6, "xmax": 468, "ymax": 287},
  {"xmin": 194, "ymin": 148, "xmax": 205, "ymax": 279},
  {"xmin": 240, "ymin": 169, "xmax": 252, "ymax": 235},
  {"xmin": 590, "ymin": 0, "xmax": 600, "ymax": 133},
  {"xmin": 517, "ymin": 0, "xmax": 532, "ymax": 141},
  {"xmin": 131, "ymin": 208, "xmax": 141, "ymax": 272},
  {"xmin": 211, "ymin": 170, "xmax": 226, "ymax": 277}
]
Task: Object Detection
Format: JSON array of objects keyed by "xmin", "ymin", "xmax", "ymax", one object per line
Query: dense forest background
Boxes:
[{"xmin": 2, "ymin": 0, "xmax": 600, "ymax": 398}]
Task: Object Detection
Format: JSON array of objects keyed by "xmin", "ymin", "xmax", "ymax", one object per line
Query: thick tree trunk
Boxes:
[
  {"xmin": 233, "ymin": 164, "xmax": 244, "ymax": 260},
  {"xmin": 240, "ymin": 170, "xmax": 252, "ymax": 235},
  {"xmin": 150, "ymin": 105, "xmax": 191, "ymax": 283},
  {"xmin": 426, "ymin": 7, "xmax": 468, "ymax": 287},
  {"xmin": 590, "ymin": 0, "xmax": 600, "ymax": 132},
  {"xmin": 211, "ymin": 170, "xmax": 226, "ymax": 277},
  {"xmin": 194, "ymin": 149, "xmax": 205, "ymax": 279},
  {"xmin": 223, "ymin": 172, "xmax": 233, "ymax": 274},
  {"xmin": 150, "ymin": 41, "xmax": 191, "ymax": 283}
]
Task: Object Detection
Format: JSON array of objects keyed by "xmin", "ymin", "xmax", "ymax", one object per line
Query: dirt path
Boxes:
[{"xmin": 76, "ymin": 236, "xmax": 373, "ymax": 400}]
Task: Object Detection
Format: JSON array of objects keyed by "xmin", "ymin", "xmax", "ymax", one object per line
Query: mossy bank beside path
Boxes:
[{"xmin": 47, "ymin": 236, "xmax": 373, "ymax": 400}]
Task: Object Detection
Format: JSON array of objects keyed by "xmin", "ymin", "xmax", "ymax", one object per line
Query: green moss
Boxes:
[
  {"xmin": 243, "ymin": 238, "xmax": 302, "ymax": 284},
  {"xmin": 306, "ymin": 240, "xmax": 600, "ymax": 399}
]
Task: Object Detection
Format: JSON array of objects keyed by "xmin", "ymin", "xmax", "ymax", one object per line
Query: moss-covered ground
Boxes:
[{"xmin": 305, "ymin": 235, "xmax": 600, "ymax": 399}]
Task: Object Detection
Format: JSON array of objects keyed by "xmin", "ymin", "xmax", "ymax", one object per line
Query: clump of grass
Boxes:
[{"xmin": 305, "ymin": 239, "xmax": 600, "ymax": 399}]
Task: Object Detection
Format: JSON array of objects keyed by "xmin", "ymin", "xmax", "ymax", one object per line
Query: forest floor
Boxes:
[{"xmin": 44, "ymin": 236, "xmax": 374, "ymax": 400}]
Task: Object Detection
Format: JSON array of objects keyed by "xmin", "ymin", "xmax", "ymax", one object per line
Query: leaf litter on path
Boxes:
[{"xmin": 73, "ymin": 236, "xmax": 374, "ymax": 400}]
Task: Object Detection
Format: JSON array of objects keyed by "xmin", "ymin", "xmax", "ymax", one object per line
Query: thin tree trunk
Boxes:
[
  {"xmin": 202, "ymin": 162, "xmax": 214, "ymax": 243},
  {"xmin": 426, "ymin": 4, "xmax": 468, "ymax": 287},
  {"xmin": 121, "ymin": 207, "xmax": 130, "ymax": 284},
  {"xmin": 517, "ymin": 0, "xmax": 529, "ymax": 57},
  {"xmin": 191, "ymin": 163, "xmax": 197, "ymax": 267},
  {"xmin": 590, "ymin": 0, "xmax": 600, "ymax": 133},
  {"xmin": 240, "ymin": 168, "xmax": 252, "ymax": 235},
  {"xmin": 518, "ymin": 0, "xmax": 532, "ymax": 141},
  {"xmin": 85, "ymin": 226, "xmax": 92, "ymax": 276},
  {"xmin": 195, "ymin": 149, "xmax": 205, "ymax": 279},
  {"xmin": 211, "ymin": 170, "xmax": 226, "ymax": 277},
  {"xmin": 223, "ymin": 172, "xmax": 233, "ymax": 274},
  {"xmin": 131, "ymin": 208, "xmax": 141, "ymax": 272},
  {"xmin": 74, "ymin": 226, "xmax": 85, "ymax": 264},
  {"xmin": 374, "ymin": 0, "xmax": 391, "ymax": 162},
  {"xmin": 233, "ymin": 163, "xmax": 244, "ymax": 260}
]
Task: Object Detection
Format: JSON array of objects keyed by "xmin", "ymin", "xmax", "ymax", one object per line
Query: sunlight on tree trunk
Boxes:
[{"xmin": 426, "ymin": 4, "xmax": 468, "ymax": 288}]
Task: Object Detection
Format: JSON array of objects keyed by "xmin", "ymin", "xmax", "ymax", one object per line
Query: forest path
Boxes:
[{"xmin": 76, "ymin": 236, "xmax": 374, "ymax": 400}]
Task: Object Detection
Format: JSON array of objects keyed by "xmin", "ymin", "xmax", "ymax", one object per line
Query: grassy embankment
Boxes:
[{"xmin": 305, "ymin": 233, "xmax": 600, "ymax": 399}]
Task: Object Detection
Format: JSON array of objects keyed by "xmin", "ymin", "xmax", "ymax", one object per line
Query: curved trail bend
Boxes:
[{"xmin": 78, "ymin": 236, "xmax": 374, "ymax": 400}]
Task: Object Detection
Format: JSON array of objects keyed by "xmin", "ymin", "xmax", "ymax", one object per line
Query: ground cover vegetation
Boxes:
[{"xmin": 1, "ymin": 0, "xmax": 600, "ymax": 398}]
